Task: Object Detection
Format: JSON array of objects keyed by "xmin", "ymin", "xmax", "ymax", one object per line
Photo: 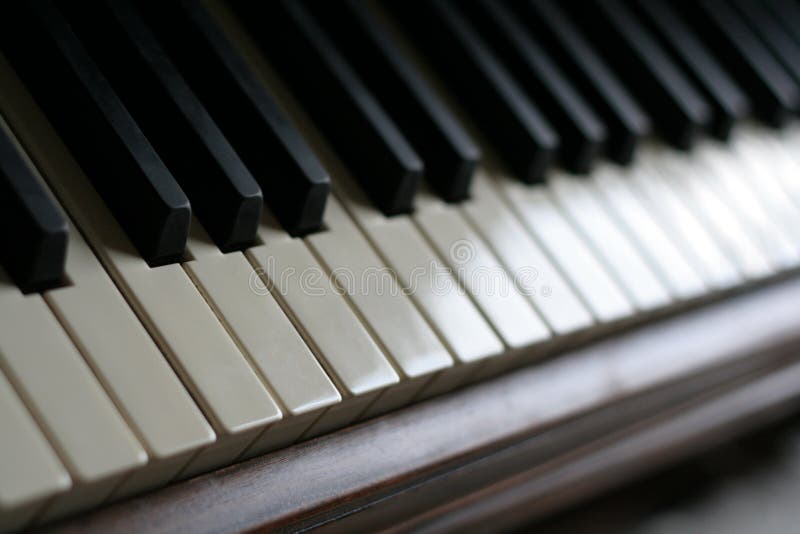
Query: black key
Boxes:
[
  {"xmin": 306, "ymin": 0, "xmax": 479, "ymax": 202},
  {"xmin": 59, "ymin": 0, "xmax": 262, "ymax": 252},
  {"xmin": 386, "ymin": 0, "xmax": 558, "ymax": 183},
  {"xmin": 138, "ymin": 0, "xmax": 330, "ymax": 235},
  {"xmin": 0, "ymin": 124, "xmax": 67, "ymax": 293},
  {"xmin": 561, "ymin": 0, "xmax": 711, "ymax": 150},
  {"xmin": 764, "ymin": 0, "xmax": 800, "ymax": 44},
  {"xmin": 677, "ymin": 0, "xmax": 800, "ymax": 127},
  {"xmin": 463, "ymin": 0, "xmax": 606, "ymax": 174},
  {"xmin": 630, "ymin": 0, "xmax": 750, "ymax": 140},
  {"xmin": 0, "ymin": 1, "xmax": 190, "ymax": 265},
  {"xmin": 232, "ymin": 0, "xmax": 422, "ymax": 214},
  {"xmin": 730, "ymin": 0, "xmax": 800, "ymax": 90},
  {"xmin": 519, "ymin": 0, "xmax": 650, "ymax": 164}
]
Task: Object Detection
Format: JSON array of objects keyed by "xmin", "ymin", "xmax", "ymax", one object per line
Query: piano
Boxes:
[{"xmin": 3, "ymin": 0, "xmax": 800, "ymax": 531}]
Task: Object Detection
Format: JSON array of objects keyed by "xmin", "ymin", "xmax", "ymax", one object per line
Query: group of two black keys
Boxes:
[{"xmin": 4, "ymin": 0, "xmax": 800, "ymax": 293}]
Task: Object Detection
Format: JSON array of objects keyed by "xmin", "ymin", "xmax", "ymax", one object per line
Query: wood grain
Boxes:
[{"xmin": 44, "ymin": 275, "xmax": 800, "ymax": 533}]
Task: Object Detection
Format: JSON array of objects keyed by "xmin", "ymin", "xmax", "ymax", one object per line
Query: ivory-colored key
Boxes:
[
  {"xmin": 496, "ymin": 177, "xmax": 634, "ymax": 323},
  {"xmin": 0, "ymin": 53, "xmax": 282, "ymax": 481},
  {"xmin": 248, "ymin": 211, "xmax": 400, "ymax": 437},
  {"xmin": 592, "ymin": 164, "xmax": 707, "ymax": 301},
  {"xmin": 414, "ymin": 188, "xmax": 551, "ymax": 350},
  {"xmin": 183, "ymin": 222, "xmax": 341, "ymax": 458},
  {"xmin": 630, "ymin": 149, "xmax": 742, "ymax": 290},
  {"xmin": 646, "ymin": 146, "xmax": 773, "ymax": 281},
  {"xmin": 0, "ymin": 370, "xmax": 70, "ymax": 531},
  {"xmin": 695, "ymin": 140, "xmax": 800, "ymax": 270},
  {"xmin": 462, "ymin": 170, "xmax": 594, "ymax": 336},
  {"xmin": 0, "ymin": 116, "xmax": 216, "ymax": 500},
  {"xmin": 550, "ymin": 172, "xmax": 672, "ymax": 311},
  {"xmin": 0, "ymin": 272, "xmax": 146, "ymax": 521}
]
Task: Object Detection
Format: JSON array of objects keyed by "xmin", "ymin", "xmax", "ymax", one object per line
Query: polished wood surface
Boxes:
[{"xmin": 45, "ymin": 275, "xmax": 800, "ymax": 533}]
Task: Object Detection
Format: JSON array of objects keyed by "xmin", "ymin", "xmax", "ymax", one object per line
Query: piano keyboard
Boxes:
[{"xmin": 2, "ymin": 0, "xmax": 800, "ymax": 529}]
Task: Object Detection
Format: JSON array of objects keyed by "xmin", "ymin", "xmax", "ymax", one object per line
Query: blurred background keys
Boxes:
[
  {"xmin": 0, "ymin": 1, "xmax": 191, "ymax": 266},
  {"xmin": 306, "ymin": 0, "xmax": 479, "ymax": 202},
  {"xmin": 234, "ymin": 0, "xmax": 422, "ymax": 215},
  {"xmin": 463, "ymin": 0, "xmax": 607, "ymax": 174},
  {"xmin": 138, "ymin": 0, "xmax": 330, "ymax": 236},
  {"xmin": 386, "ymin": 0, "xmax": 559, "ymax": 184},
  {"xmin": 59, "ymin": 0, "xmax": 263, "ymax": 252},
  {"xmin": 0, "ymin": 123, "xmax": 67, "ymax": 293},
  {"xmin": 519, "ymin": 0, "xmax": 651, "ymax": 164}
]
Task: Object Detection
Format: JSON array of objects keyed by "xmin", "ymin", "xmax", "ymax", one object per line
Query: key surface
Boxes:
[
  {"xmin": 678, "ymin": 0, "xmax": 800, "ymax": 127},
  {"xmin": 549, "ymin": 173, "xmax": 672, "ymax": 311},
  {"xmin": 232, "ymin": 0, "xmax": 421, "ymax": 216},
  {"xmin": 0, "ymin": 370, "xmax": 70, "ymax": 531},
  {"xmin": 138, "ymin": 0, "xmax": 330, "ymax": 236},
  {"xmin": 0, "ymin": 1, "xmax": 190, "ymax": 266},
  {"xmin": 60, "ymin": 0, "xmax": 262, "ymax": 252},
  {"xmin": 562, "ymin": 0, "xmax": 710, "ymax": 149},
  {"xmin": 386, "ymin": 0, "xmax": 558, "ymax": 183},
  {"xmin": 631, "ymin": 0, "xmax": 749, "ymax": 140},
  {"xmin": 0, "ymin": 271, "xmax": 146, "ymax": 519},
  {"xmin": 520, "ymin": 0, "xmax": 650, "ymax": 164},
  {"xmin": 0, "ymin": 122, "xmax": 67, "ymax": 293},
  {"xmin": 464, "ymin": 0, "xmax": 606, "ymax": 174},
  {"xmin": 305, "ymin": 0, "xmax": 480, "ymax": 202}
]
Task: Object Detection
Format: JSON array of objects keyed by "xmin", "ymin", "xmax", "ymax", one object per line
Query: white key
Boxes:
[
  {"xmin": 461, "ymin": 170, "xmax": 594, "ymax": 336},
  {"xmin": 496, "ymin": 177, "xmax": 634, "ymax": 323},
  {"xmin": 414, "ymin": 191, "xmax": 551, "ymax": 349},
  {"xmin": 756, "ymin": 126, "xmax": 800, "ymax": 209},
  {"xmin": 0, "ymin": 370, "xmax": 70, "ymax": 531},
  {"xmin": 307, "ymin": 197, "xmax": 453, "ymax": 416},
  {"xmin": 645, "ymin": 146, "xmax": 772, "ymax": 281},
  {"xmin": 696, "ymin": 141, "xmax": 800, "ymax": 270},
  {"xmin": 592, "ymin": 164, "xmax": 707, "ymax": 301},
  {"xmin": 0, "ymin": 118, "xmax": 216, "ymax": 499},
  {"xmin": 0, "ymin": 56, "xmax": 283, "ymax": 480},
  {"xmin": 550, "ymin": 172, "xmax": 672, "ymax": 311},
  {"xmin": 630, "ymin": 150, "xmax": 742, "ymax": 290},
  {"xmin": 184, "ymin": 223, "xmax": 341, "ymax": 458},
  {"xmin": 248, "ymin": 212, "xmax": 399, "ymax": 432},
  {"xmin": 0, "ymin": 273, "xmax": 146, "ymax": 521}
]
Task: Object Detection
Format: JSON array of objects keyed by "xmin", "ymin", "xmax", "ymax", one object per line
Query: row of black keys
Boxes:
[{"xmin": 3, "ymin": 0, "xmax": 800, "ymax": 293}]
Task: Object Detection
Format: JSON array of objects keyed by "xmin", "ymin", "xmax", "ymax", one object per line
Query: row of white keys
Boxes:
[
  {"xmin": 548, "ymin": 172, "xmax": 672, "ymax": 311},
  {"xmin": 462, "ymin": 170, "xmax": 594, "ymax": 337},
  {"xmin": 591, "ymin": 164, "xmax": 708, "ymax": 301},
  {"xmin": 0, "ymin": 271, "xmax": 146, "ymax": 522},
  {"xmin": 628, "ymin": 150, "xmax": 742, "ymax": 290},
  {"xmin": 182, "ymin": 224, "xmax": 341, "ymax": 458},
  {"xmin": 0, "ymin": 54, "xmax": 283, "ymax": 481},
  {"xmin": 642, "ymin": 145, "xmax": 772, "ymax": 281},
  {"xmin": 695, "ymin": 140, "xmax": 800, "ymax": 269},
  {"xmin": 246, "ymin": 213, "xmax": 399, "ymax": 438},
  {"xmin": 0, "ymin": 116, "xmax": 216, "ymax": 500},
  {"xmin": 0, "ymin": 370, "xmax": 70, "ymax": 532},
  {"xmin": 494, "ymin": 174, "xmax": 635, "ymax": 324},
  {"xmin": 216, "ymin": 8, "xmax": 505, "ymax": 399}
]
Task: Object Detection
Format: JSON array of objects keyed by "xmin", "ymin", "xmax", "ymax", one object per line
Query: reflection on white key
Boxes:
[
  {"xmin": 592, "ymin": 165, "xmax": 707, "ymax": 301},
  {"xmin": 630, "ymin": 151, "xmax": 741, "ymax": 290},
  {"xmin": 550, "ymin": 173, "xmax": 671, "ymax": 311},
  {"xmin": 646, "ymin": 147, "xmax": 772, "ymax": 281},
  {"xmin": 696, "ymin": 141, "xmax": 800, "ymax": 270},
  {"xmin": 498, "ymin": 178, "xmax": 634, "ymax": 323},
  {"xmin": 0, "ymin": 370, "xmax": 70, "ymax": 531},
  {"xmin": 415, "ymin": 190, "xmax": 551, "ymax": 350},
  {"xmin": 184, "ymin": 223, "xmax": 341, "ymax": 458},
  {"xmin": 462, "ymin": 170, "xmax": 593, "ymax": 335},
  {"xmin": 0, "ymin": 273, "xmax": 146, "ymax": 521},
  {"xmin": 0, "ymin": 57, "xmax": 283, "ymax": 481}
]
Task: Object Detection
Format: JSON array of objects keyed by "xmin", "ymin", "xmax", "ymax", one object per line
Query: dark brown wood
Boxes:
[{"xmin": 44, "ymin": 275, "xmax": 800, "ymax": 534}]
